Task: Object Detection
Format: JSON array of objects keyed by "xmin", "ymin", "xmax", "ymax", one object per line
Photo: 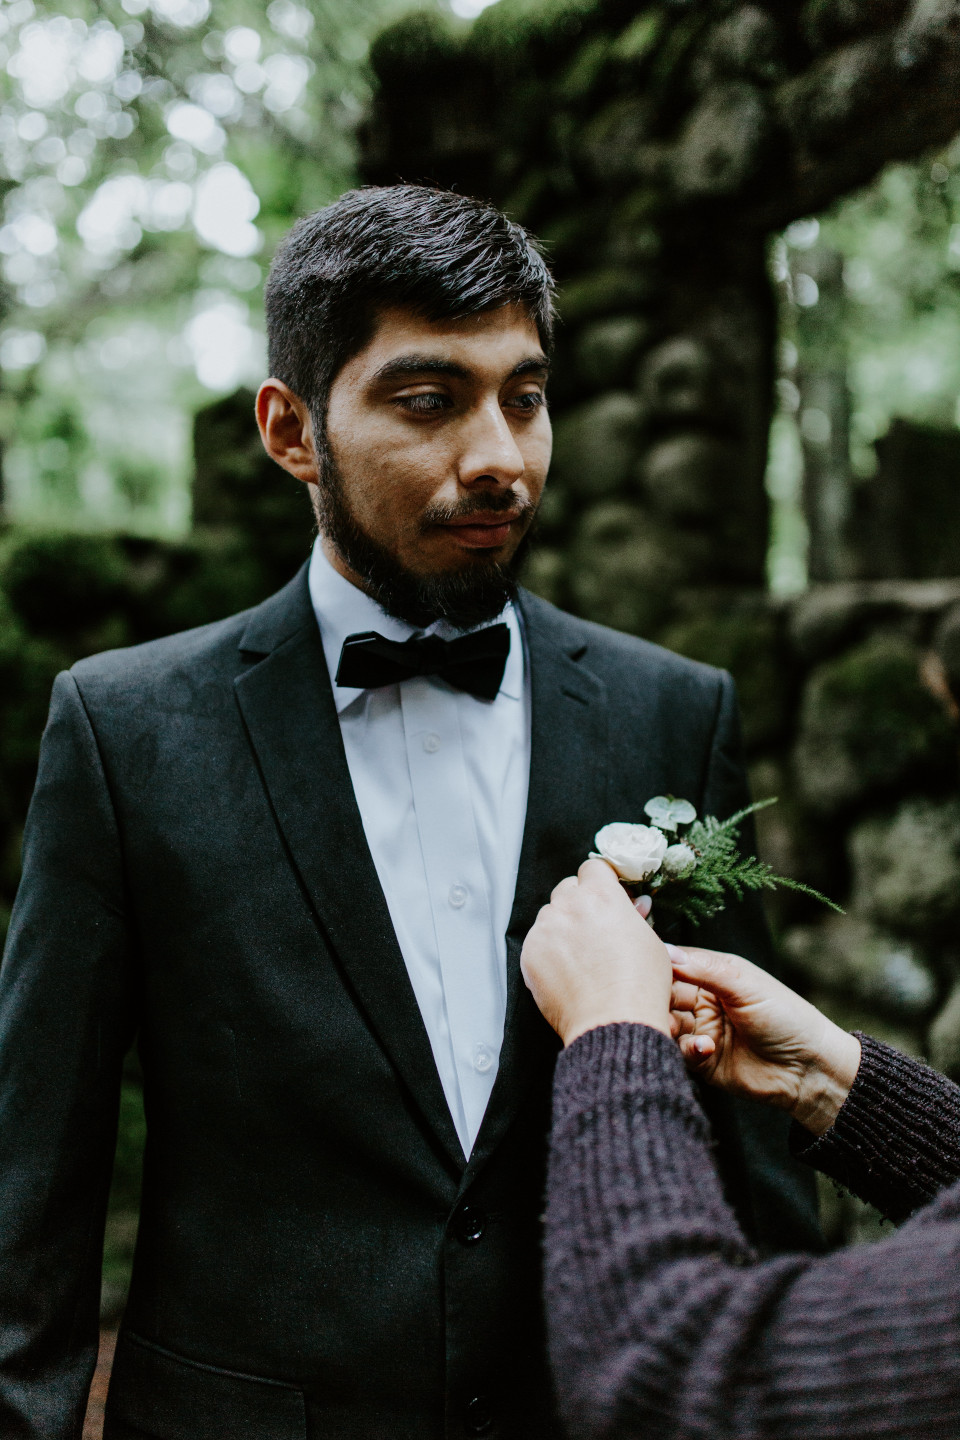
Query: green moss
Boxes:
[
  {"xmin": 472, "ymin": 0, "xmax": 604, "ymax": 54},
  {"xmin": 613, "ymin": 10, "xmax": 663, "ymax": 64},
  {"xmin": 657, "ymin": 611, "xmax": 791, "ymax": 752},
  {"xmin": 794, "ymin": 635, "xmax": 958, "ymax": 815},
  {"xmin": 849, "ymin": 798, "xmax": 960, "ymax": 940},
  {"xmin": 368, "ymin": 11, "xmax": 464, "ymax": 81},
  {"xmin": 556, "ymin": 266, "xmax": 652, "ymax": 324},
  {"xmin": 555, "ymin": 32, "xmax": 610, "ymax": 99}
]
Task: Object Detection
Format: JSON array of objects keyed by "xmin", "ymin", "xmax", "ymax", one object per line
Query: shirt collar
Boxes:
[{"xmin": 307, "ymin": 538, "xmax": 524, "ymax": 714}]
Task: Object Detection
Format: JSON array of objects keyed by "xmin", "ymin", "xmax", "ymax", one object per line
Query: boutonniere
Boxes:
[{"xmin": 590, "ymin": 796, "xmax": 841, "ymax": 926}]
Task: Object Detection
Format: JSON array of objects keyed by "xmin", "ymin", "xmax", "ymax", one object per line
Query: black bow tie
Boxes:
[{"xmin": 336, "ymin": 624, "xmax": 511, "ymax": 701}]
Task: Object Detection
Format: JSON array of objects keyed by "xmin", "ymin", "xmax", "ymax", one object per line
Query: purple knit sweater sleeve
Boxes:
[
  {"xmin": 789, "ymin": 1033, "xmax": 960, "ymax": 1221},
  {"xmin": 545, "ymin": 1022, "xmax": 960, "ymax": 1440}
]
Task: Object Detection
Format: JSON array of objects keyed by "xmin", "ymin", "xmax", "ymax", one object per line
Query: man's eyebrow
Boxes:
[
  {"xmin": 510, "ymin": 355, "xmax": 550, "ymax": 378},
  {"xmin": 369, "ymin": 353, "xmax": 551, "ymax": 385},
  {"xmin": 370, "ymin": 355, "xmax": 471, "ymax": 384}
]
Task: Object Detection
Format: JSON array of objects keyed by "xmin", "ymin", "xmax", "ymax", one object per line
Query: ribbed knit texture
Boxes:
[
  {"xmin": 545, "ymin": 1022, "xmax": 960, "ymax": 1440},
  {"xmin": 790, "ymin": 1033, "xmax": 960, "ymax": 1222}
]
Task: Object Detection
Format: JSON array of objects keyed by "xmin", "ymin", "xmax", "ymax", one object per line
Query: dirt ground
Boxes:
[{"xmin": 82, "ymin": 1331, "xmax": 117, "ymax": 1440}]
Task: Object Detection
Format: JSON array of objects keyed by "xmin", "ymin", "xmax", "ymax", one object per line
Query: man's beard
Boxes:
[{"xmin": 313, "ymin": 456, "xmax": 538, "ymax": 631}]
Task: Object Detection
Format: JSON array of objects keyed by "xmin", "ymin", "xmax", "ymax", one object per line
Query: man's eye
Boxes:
[
  {"xmin": 508, "ymin": 391, "xmax": 546, "ymax": 413},
  {"xmin": 396, "ymin": 393, "xmax": 450, "ymax": 415}
]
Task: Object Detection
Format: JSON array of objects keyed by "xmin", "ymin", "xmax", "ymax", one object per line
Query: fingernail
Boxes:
[{"xmin": 665, "ymin": 944, "xmax": 686, "ymax": 961}]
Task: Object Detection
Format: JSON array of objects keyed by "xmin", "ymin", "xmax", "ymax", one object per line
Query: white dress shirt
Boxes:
[{"xmin": 308, "ymin": 540, "xmax": 531, "ymax": 1157}]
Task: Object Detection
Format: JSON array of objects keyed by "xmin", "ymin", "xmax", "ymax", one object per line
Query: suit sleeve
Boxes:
[
  {"xmin": 0, "ymin": 671, "xmax": 136, "ymax": 1439},
  {"xmin": 691, "ymin": 671, "xmax": 823, "ymax": 1255}
]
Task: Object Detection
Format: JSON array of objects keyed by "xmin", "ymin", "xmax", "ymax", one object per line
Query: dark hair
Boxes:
[{"xmin": 264, "ymin": 185, "xmax": 555, "ymax": 423}]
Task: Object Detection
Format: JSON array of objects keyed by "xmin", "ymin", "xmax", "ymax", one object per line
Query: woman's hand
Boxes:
[
  {"xmin": 668, "ymin": 946, "xmax": 861, "ymax": 1135},
  {"xmin": 521, "ymin": 859, "xmax": 673, "ymax": 1046}
]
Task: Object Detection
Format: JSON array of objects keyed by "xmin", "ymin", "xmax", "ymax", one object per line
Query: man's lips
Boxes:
[{"xmin": 438, "ymin": 513, "xmax": 523, "ymax": 548}]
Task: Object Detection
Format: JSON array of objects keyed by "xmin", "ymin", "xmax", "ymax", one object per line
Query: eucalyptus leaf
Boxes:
[{"xmin": 643, "ymin": 795, "xmax": 697, "ymax": 832}]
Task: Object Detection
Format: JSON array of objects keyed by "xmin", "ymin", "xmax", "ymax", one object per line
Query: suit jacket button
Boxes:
[
  {"xmin": 454, "ymin": 1203, "xmax": 485, "ymax": 1245},
  {"xmin": 463, "ymin": 1394, "xmax": 494, "ymax": 1435}
]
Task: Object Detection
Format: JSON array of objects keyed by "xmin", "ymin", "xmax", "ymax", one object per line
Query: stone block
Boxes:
[
  {"xmin": 789, "ymin": 586, "xmax": 915, "ymax": 663},
  {"xmin": 672, "ymin": 81, "xmax": 772, "ymax": 199},
  {"xmin": 636, "ymin": 434, "xmax": 734, "ymax": 524},
  {"xmin": 658, "ymin": 609, "xmax": 792, "ymax": 751},
  {"xmin": 694, "ymin": 6, "xmax": 787, "ymax": 85},
  {"xmin": 555, "ymin": 268, "xmax": 652, "ymax": 326},
  {"xmin": 785, "ymin": 915, "xmax": 936, "ymax": 1020},
  {"xmin": 550, "ymin": 391, "xmax": 644, "ymax": 499},
  {"xmin": 792, "ymin": 635, "xmax": 957, "ymax": 814},
  {"xmin": 635, "ymin": 336, "xmax": 722, "ymax": 425},
  {"xmin": 567, "ymin": 501, "xmax": 690, "ymax": 634},
  {"xmin": 848, "ymin": 798, "xmax": 960, "ymax": 940},
  {"xmin": 574, "ymin": 316, "xmax": 649, "ymax": 391}
]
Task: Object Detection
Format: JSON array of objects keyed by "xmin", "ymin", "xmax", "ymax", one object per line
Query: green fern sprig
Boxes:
[{"xmin": 650, "ymin": 798, "xmax": 842, "ymax": 926}]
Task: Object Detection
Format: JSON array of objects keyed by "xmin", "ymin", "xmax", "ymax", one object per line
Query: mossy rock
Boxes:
[
  {"xmin": 550, "ymin": 391, "xmax": 644, "ymax": 498},
  {"xmin": 784, "ymin": 916, "xmax": 937, "ymax": 1021},
  {"xmin": 658, "ymin": 610, "xmax": 791, "ymax": 751},
  {"xmin": 788, "ymin": 587, "xmax": 923, "ymax": 665},
  {"xmin": 556, "ymin": 267, "xmax": 652, "ymax": 325},
  {"xmin": 369, "ymin": 12, "xmax": 465, "ymax": 81},
  {"xmin": 672, "ymin": 81, "xmax": 773, "ymax": 200},
  {"xmin": 567, "ymin": 501, "xmax": 700, "ymax": 635},
  {"xmin": 577, "ymin": 97, "xmax": 652, "ymax": 184},
  {"xmin": 574, "ymin": 315, "xmax": 649, "ymax": 390},
  {"xmin": 793, "ymin": 635, "xmax": 957, "ymax": 815},
  {"xmin": 472, "ymin": 0, "xmax": 604, "ymax": 56},
  {"xmin": 849, "ymin": 798, "xmax": 960, "ymax": 941},
  {"xmin": 636, "ymin": 435, "xmax": 734, "ymax": 524}
]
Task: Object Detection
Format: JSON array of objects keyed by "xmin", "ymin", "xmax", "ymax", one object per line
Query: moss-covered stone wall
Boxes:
[{"xmin": 361, "ymin": 0, "xmax": 960, "ymax": 588}]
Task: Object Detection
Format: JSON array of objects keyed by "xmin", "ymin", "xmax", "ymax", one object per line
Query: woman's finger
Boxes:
[
  {"xmin": 670, "ymin": 980, "xmax": 701, "ymax": 1013},
  {"xmin": 670, "ymin": 1009, "xmax": 696, "ymax": 1037},
  {"xmin": 666, "ymin": 945, "xmax": 757, "ymax": 1005},
  {"xmin": 577, "ymin": 857, "xmax": 621, "ymax": 889},
  {"xmin": 678, "ymin": 1032, "xmax": 716, "ymax": 1063}
]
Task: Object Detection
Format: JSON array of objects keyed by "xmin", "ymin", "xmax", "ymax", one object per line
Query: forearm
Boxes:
[
  {"xmin": 545, "ymin": 1024, "xmax": 776, "ymax": 1439},
  {"xmin": 546, "ymin": 1023, "xmax": 960, "ymax": 1440},
  {"xmin": 791, "ymin": 1034, "xmax": 960, "ymax": 1222}
]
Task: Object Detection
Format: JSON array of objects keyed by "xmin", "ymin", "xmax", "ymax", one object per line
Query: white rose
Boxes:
[
  {"xmin": 661, "ymin": 842, "xmax": 698, "ymax": 880},
  {"xmin": 591, "ymin": 822, "xmax": 668, "ymax": 882}
]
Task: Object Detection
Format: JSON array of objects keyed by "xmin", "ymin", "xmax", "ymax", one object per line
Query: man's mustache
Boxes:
[{"xmin": 421, "ymin": 492, "xmax": 539, "ymax": 527}]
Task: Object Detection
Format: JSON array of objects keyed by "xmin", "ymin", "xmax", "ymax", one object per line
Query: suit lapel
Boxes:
[
  {"xmin": 467, "ymin": 591, "xmax": 611, "ymax": 1172},
  {"xmin": 233, "ymin": 569, "xmax": 465, "ymax": 1172}
]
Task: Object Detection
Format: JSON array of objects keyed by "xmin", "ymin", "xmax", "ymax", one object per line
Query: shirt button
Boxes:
[
  {"xmin": 448, "ymin": 884, "xmax": 467, "ymax": 909},
  {"xmin": 422, "ymin": 732, "xmax": 441, "ymax": 753},
  {"xmin": 473, "ymin": 1044, "xmax": 494, "ymax": 1074}
]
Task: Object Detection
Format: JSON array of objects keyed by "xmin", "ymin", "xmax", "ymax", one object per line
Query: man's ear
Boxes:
[{"xmin": 255, "ymin": 380, "xmax": 319, "ymax": 485}]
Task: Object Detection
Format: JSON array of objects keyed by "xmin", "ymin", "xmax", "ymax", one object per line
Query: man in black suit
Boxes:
[{"xmin": 0, "ymin": 186, "xmax": 819, "ymax": 1440}]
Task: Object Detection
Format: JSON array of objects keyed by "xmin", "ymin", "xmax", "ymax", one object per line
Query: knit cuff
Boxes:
[
  {"xmin": 554, "ymin": 1021, "xmax": 705, "ymax": 1131},
  {"xmin": 790, "ymin": 1033, "xmax": 960, "ymax": 1222},
  {"xmin": 550, "ymin": 1021, "xmax": 750, "ymax": 1251}
]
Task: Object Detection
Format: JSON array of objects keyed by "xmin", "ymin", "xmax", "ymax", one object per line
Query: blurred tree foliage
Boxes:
[
  {"xmin": 0, "ymin": 0, "xmax": 432, "ymax": 532},
  {"xmin": 771, "ymin": 138, "xmax": 960, "ymax": 587}
]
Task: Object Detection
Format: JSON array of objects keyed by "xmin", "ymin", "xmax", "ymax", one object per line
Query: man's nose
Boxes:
[{"xmin": 457, "ymin": 400, "xmax": 525, "ymax": 487}]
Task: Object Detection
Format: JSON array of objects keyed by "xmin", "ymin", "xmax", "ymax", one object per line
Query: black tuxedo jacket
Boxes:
[{"xmin": 0, "ymin": 568, "xmax": 819, "ymax": 1440}]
